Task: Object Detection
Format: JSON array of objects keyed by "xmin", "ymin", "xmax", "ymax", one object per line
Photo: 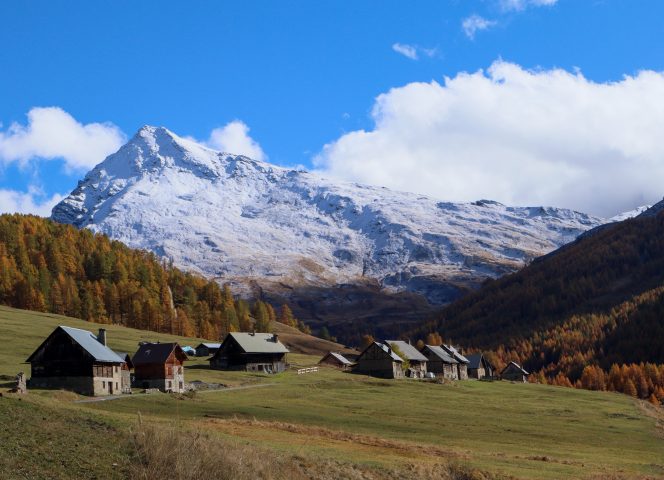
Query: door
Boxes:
[{"xmin": 108, "ymin": 382, "xmax": 113, "ymax": 395}]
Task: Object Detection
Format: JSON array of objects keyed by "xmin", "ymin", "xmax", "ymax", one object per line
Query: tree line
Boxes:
[{"xmin": 0, "ymin": 214, "xmax": 308, "ymax": 339}]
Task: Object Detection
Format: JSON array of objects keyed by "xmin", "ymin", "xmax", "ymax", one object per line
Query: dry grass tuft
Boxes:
[{"xmin": 129, "ymin": 416, "xmax": 502, "ymax": 480}]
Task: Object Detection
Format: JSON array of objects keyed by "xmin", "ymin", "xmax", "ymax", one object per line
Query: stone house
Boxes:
[
  {"xmin": 354, "ymin": 341, "xmax": 404, "ymax": 379},
  {"xmin": 132, "ymin": 343, "xmax": 188, "ymax": 392},
  {"xmin": 420, "ymin": 345, "xmax": 459, "ymax": 380},
  {"xmin": 113, "ymin": 351, "xmax": 134, "ymax": 393},
  {"xmin": 210, "ymin": 332, "xmax": 289, "ymax": 373},
  {"xmin": 319, "ymin": 351, "xmax": 354, "ymax": 370},
  {"xmin": 466, "ymin": 353, "xmax": 494, "ymax": 379},
  {"xmin": 441, "ymin": 344, "xmax": 470, "ymax": 380},
  {"xmin": 385, "ymin": 340, "xmax": 428, "ymax": 378},
  {"xmin": 26, "ymin": 326, "xmax": 124, "ymax": 396},
  {"xmin": 501, "ymin": 361, "xmax": 530, "ymax": 383}
]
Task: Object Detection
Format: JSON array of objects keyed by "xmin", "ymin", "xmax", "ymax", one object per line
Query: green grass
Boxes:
[{"xmin": 1, "ymin": 305, "xmax": 664, "ymax": 479}]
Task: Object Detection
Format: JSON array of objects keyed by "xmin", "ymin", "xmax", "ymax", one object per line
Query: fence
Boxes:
[{"xmin": 296, "ymin": 367, "xmax": 319, "ymax": 375}]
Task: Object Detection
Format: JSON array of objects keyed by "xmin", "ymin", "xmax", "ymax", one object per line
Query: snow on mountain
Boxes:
[
  {"xmin": 52, "ymin": 126, "xmax": 605, "ymax": 305},
  {"xmin": 610, "ymin": 205, "xmax": 651, "ymax": 222}
]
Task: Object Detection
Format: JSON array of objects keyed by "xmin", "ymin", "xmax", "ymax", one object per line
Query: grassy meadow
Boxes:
[{"xmin": 1, "ymin": 305, "xmax": 663, "ymax": 479}]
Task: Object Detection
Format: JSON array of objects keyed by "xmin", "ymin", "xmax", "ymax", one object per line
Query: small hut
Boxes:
[
  {"xmin": 26, "ymin": 326, "xmax": 124, "ymax": 396},
  {"xmin": 501, "ymin": 361, "xmax": 529, "ymax": 383},
  {"xmin": 210, "ymin": 332, "xmax": 289, "ymax": 373},
  {"xmin": 385, "ymin": 340, "xmax": 428, "ymax": 378},
  {"xmin": 132, "ymin": 343, "xmax": 188, "ymax": 392},
  {"xmin": 354, "ymin": 342, "xmax": 404, "ymax": 379},
  {"xmin": 466, "ymin": 353, "xmax": 494, "ymax": 379},
  {"xmin": 195, "ymin": 343, "xmax": 221, "ymax": 357},
  {"xmin": 319, "ymin": 351, "xmax": 354, "ymax": 370},
  {"xmin": 420, "ymin": 345, "xmax": 459, "ymax": 380}
]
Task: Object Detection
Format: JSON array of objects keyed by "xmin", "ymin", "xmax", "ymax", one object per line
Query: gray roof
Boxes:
[
  {"xmin": 502, "ymin": 361, "xmax": 529, "ymax": 375},
  {"xmin": 227, "ymin": 333, "xmax": 289, "ymax": 354},
  {"xmin": 196, "ymin": 343, "xmax": 221, "ymax": 349},
  {"xmin": 59, "ymin": 326, "xmax": 124, "ymax": 363},
  {"xmin": 424, "ymin": 345, "xmax": 458, "ymax": 364},
  {"xmin": 324, "ymin": 352, "xmax": 353, "ymax": 365},
  {"xmin": 374, "ymin": 342, "xmax": 403, "ymax": 362},
  {"xmin": 442, "ymin": 344, "xmax": 470, "ymax": 364},
  {"xmin": 385, "ymin": 340, "xmax": 428, "ymax": 362},
  {"xmin": 465, "ymin": 353, "xmax": 483, "ymax": 370}
]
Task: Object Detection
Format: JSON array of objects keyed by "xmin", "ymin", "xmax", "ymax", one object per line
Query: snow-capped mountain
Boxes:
[{"xmin": 52, "ymin": 126, "xmax": 606, "ymax": 312}]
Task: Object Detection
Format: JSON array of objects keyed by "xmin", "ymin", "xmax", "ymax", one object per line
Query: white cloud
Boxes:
[
  {"xmin": 499, "ymin": 0, "xmax": 558, "ymax": 12},
  {"xmin": 0, "ymin": 187, "xmax": 65, "ymax": 217},
  {"xmin": 206, "ymin": 120, "xmax": 266, "ymax": 161},
  {"xmin": 392, "ymin": 43, "xmax": 419, "ymax": 60},
  {"xmin": 392, "ymin": 43, "xmax": 438, "ymax": 60},
  {"xmin": 0, "ymin": 107, "xmax": 125, "ymax": 171},
  {"xmin": 462, "ymin": 15, "xmax": 497, "ymax": 39},
  {"xmin": 314, "ymin": 61, "xmax": 664, "ymax": 217}
]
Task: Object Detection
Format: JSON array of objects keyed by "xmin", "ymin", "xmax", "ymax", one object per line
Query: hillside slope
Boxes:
[{"xmin": 51, "ymin": 126, "xmax": 605, "ymax": 338}]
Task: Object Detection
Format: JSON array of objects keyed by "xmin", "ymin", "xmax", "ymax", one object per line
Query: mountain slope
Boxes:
[
  {"xmin": 414, "ymin": 207, "xmax": 664, "ymax": 378},
  {"xmin": 52, "ymin": 126, "xmax": 605, "ymax": 338}
]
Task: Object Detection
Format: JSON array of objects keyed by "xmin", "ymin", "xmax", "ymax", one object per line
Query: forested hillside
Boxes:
[
  {"xmin": 0, "ymin": 214, "xmax": 307, "ymax": 340},
  {"xmin": 414, "ymin": 211, "xmax": 664, "ymax": 402}
]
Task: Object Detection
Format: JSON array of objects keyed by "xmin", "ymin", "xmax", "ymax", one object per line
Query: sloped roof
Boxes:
[
  {"xmin": 423, "ymin": 345, "xmax": 458, "ymax": 364},
  {"xmin": 370, "ymin": 342, "xmax": 403, "ymax": 362},
  {"xmin": 502, "ymin": 361, "xmax": 529, "ymax": 375},
  {"xmin": 27, "ymin": 326, "xmax": 124, "ymax": 364},
  {"xmin": 132, "ymin": 343, "xmax": 187, "ymax": 366},
  {"xmin": 466, "ymin": 353, "xmax": 485, "ymax": 370},
  {"xmin": 323, "ymin": 351, "xmax": 353, "ymax": 365},
  {"xmin": 196, "ymin": 343, "xmax": 221, "ymax": 349},
  {"xmin": 226, "ymin": 333, "xmax": 289, "ymax": 354},
  {"xmin": 442, "ymin": 344, "xmax": 470, "ymax": 364},
  {"xmin": 385, "ymin": 340, "xmax": 428, "ymax": 362}
]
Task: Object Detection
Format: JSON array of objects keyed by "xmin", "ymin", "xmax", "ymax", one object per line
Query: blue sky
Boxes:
[{"xmin": 1, "ymin": 0, "xmax": 664, "ymax": 217}]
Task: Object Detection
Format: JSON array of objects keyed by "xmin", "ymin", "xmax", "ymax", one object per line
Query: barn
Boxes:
[
  {"xmin": 132, "ymin": 343, "xmax": 188, "ymax": 392},
  {"xmin": 385, "ymin": 340, "xmax": 428, "ymax": 378},
  {"xmin": 466, "ymin": 353, "xmax": 494, "ymax": 379},
  {"xmin": 319, "ymin": 351, "xmax": 354, "ymax": 370},
  {"xmin": 501, "ymin": 361, "xmax": 530, "ymax": 383},
  {"xmin": 26, "ymin": 326, "xmax": 124, "ymax": 396},
  {"xmin": 209, "ymin": 332, "xmax": 289, "ymax": 373},
  {"xmin": 195, "ymin": 343, "xmax": 221, "ymax": 357},
  {"xmin": 354, "ymin": 341, "xmax": 404, "ymax": 379},
  {"xmin": 420, "ymin": 345, "xmax": 459, "ymax": 380},
  {"xmin": 441, "ymin": 345, "xmax": 470, "ymax": 380}
]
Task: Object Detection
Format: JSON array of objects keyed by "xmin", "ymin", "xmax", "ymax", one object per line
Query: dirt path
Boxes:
[{"xmin": 74, "ymin": 383, "xmax": 276, "ymax": 404}]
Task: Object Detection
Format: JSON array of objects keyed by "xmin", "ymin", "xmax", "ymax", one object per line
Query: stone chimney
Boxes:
[
  {"xmin": 97, "ymin": 328, "xmax": 107, "ymax": 346},
  {"xmin": 272, "ymin": 334, "xmax": 279, "ymax": 343}
]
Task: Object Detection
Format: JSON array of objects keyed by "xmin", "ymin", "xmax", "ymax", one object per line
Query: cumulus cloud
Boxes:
[
  {"xmin": 462, "ymin": 15, "xmax": 497, "ymax": 39},
  {"xmin": 206, "ymin": 120, "xmax": 266, "ymax": 161},
  {"xmin": 0, "ymin": 187, "xmax": 65, "ymax": 217},
  {"xmin": 314, "ymin": 61, "xmax": 664, "ymax": 217},
  {"xmin": 0, "ymin": 107, "xmax": 125, "ymax": 171},
  {"xmin": 499, "ymin": 0, "xmax": 558, "ymax": 12}
]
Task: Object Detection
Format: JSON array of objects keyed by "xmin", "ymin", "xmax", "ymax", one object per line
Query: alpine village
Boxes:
[{"xmin": 3, "ymin": 3, "xmax": 664, "ymax": 479}]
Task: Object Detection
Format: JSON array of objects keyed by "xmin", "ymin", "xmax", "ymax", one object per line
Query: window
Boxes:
[
  {"xmin": 102, "ymin": 381, "xmax": 106, "ymax": 388},
  {"xmin": 115, "ymin": 383, "xmax": 118, "ymax": 390}
]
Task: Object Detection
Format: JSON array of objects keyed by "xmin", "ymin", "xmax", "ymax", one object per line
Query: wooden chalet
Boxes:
[
  {"xmin": 466, "ymin": 353, "xmax": 494, "ymax": 379},
  {"xmin": 319, "ymin": 351, "xmax": 354, "ymax": 370},
  {"xmin": 354, "ymin": 341, "xmax": 404, "ymax": 379},
  {"xmin": 441, "ymin": 344, "xmax": 470, "ymax": 380},
  {"xmin": 195, "ymin": 342, "xmax": 221, "ymax": 357},
  {"xmin": 501, "ymin": 361, "xmax": 529, "ymax": 383},
  {"xmin": 26, "ymin": 326, "xmax": 125, "ymax": 396},
  {"xmin": 385, "ymin": 340, "xmax": 428, "ymax": 378},
  {"xmin": 209, "ymin": 332, "xmax": 289, "ymax": 373},
  {"xmin": 420, "ymin": 345, "xmax": 459, "ymax": 380},
  {"xmin": 132, "ymin": 342, "xmax": 188, "ymax": 392}
]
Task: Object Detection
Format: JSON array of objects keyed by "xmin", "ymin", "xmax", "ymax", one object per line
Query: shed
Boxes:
[
  {"xmin": 501, "ymin": 361, "xmax": 529, "ymax": 383},
  {"xmin": 420, "ymin": 345, "xmax": 459, "ymax": 380},
  {"xmin": 210, "ymin": 332, "xmax": 289, "ymax": 373},
  {"xmin": 195, "ymin": 342, "xmax": 221, "ymax": 357},
  {"xmin": 26, "ymin": 326, "xmax": 124, "ymax": 396},
  {"xmin": 319, "ymin": 351, "xmax": 354, "ymax": 370},
  {"xmin": 385, "ymin": 340, "xmax": 428, "ymax": 378},
  {"xmin": 354, "ymin": 342, "xmax": 404, "ymax": 379},
  {"xmin": 466, "ymin": 353, "xmax": 494, "ymax": 379},
  {"xmin": 132, "ymin": 343, "xmax": 188, "ymax": 392}
]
